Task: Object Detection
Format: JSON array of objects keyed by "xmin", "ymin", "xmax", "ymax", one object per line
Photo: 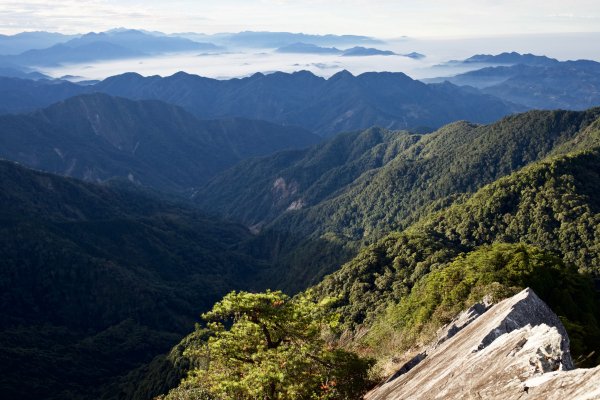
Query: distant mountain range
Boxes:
[
  {"xmin": 174, "ymin": 31, "xmax": 384, "ymax": 48},
  {"xmin": 0, "ymin": 29, "xmax": 385, "ymax": 73},
  {"xmin": 1, "ymin": 41, "xmax": 145, "ymax": 67},
  {"xmin": 0, "ymin": 65, "xmax": 49, "ymax": 79},
  {"xmin": 90, "ymin": 70, "xmax": 522, "ymax": 135},
  {"xmin": 276, "ymin": 43, "xmax": 399, "ymax": 57},
  {"xmin": 341, "ymin": 46, "xmax": 396, "ymax": 56},
  {"xmin": 0, "ymin": 71, "xmax": 519, "ymax": 136},
  {"xmin": 66, "ymin": 30, "xmax": 219, "ymax": 54},
  {"xmin": 0, "ymin": 29, "xmax": 393, "ymax": 86},
  {"xmin": 276, "ymin": 43, "xmax": 343, "ymax": 54},
  {"xmin": 0, "ymin": 93, "xmax": 319, "ymax": 192},
  {"xmin": 0, "ymin": 31, "xmax": 79, "ymax": 55},
  {"xmin": 0, "ymin": 29, "xmax": 220, "ymax": 68},
  {"xmin": 427, "ymin": 55, "xmax": 600, "ymax": 110},
  {"xmin": 2, "ymin": 51, "xmax": 599, "ymax": 134},
  {"xmin": 403, "ymin": 51, "xmax": 426, "ymax": 59},
  {"xmin": 0, "ymin": 31, "xmax": 403, "ymax": 85},
  {"xmin": 449, "ymin": 51, "xmax": 559, "ymax": 66},
  {"xmin": 3, "ymin": 32, "xmax": 598, "ymax": 119}
]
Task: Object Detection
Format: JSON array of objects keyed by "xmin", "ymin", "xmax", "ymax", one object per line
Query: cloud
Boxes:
[
  {"xmin": 0, "ymin": 0, "xmax": 210, "ymax": 34},
  {"xmin": 0, "ymin": 0, "xmax": 599, "ymax": 37}
]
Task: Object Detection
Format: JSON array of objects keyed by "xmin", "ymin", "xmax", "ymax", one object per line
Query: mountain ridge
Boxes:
[
  {"xmin": 195, "ymin": 109, "xmax": 600, "ymax": 293},
  {"xmin": 93, "ymin": 69, "xmax": 520, "ymax": 136},
  {"xmin": 427, "ymin": 56, "xmax": 600, "ymax": 110},
  {"xmin": 0, "ymin": 92, "xmax": 320, "ymax": 192},
  {"xmin": 0, "ymin": 29, "xmax": 221, "ymax": 67},
  {"xmin": 0, "ymin": 70, "xmax": 520, "ymax": 136},
  {"xmin": 152, "ymin": 134, "xmax": 600, "ymax": 399},
  {"xmin": 0, "ymin": 158, "xmax": 275, "ymax": 400}
]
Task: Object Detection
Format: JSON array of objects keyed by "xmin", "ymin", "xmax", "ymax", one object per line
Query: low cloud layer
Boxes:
[{"xmin": 37, "ymin": 32, "xmax": 600, "ymax": 82}]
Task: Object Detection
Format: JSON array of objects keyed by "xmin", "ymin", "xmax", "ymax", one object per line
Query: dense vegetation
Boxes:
[
  {"xmin": 158, "ymin": 291, "xmax": 373, "ymax": 400},
  {"xmin": 0, "ymin": 93, "xmax": 318, "ymax": 192},
  {"xmin": 0, "ymin": 160, "xmax": 271, "ymax": 400},
  {"xmin": 160, "ymin": 113, "xmax": 600, "ymax": 399},
  {"xmin": 197, "ymin": 127, "xmax": 420, "ymax": 228},
  {"xmin": 314, "ymin": 147, "xmax": 600, "ymax": 319},
  {"xmin": 3, "ymin": 100, "xmax": 600, "ymax": 399},
  {"xmin": 312, "ymin": 148, "xmax": 600, "ymax": 368},
  {"xmin": 363, "ymin": 244, "xmax": 599, "ymax": 366},
  {"xmin": 199, "ymin": 108, "xmax": 600, "ymax": 291}
]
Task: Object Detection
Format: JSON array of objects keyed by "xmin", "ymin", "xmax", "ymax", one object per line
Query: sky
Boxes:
[{"xmin": 1, "ymin": 0, "xmax": 600, "ymax": 38}]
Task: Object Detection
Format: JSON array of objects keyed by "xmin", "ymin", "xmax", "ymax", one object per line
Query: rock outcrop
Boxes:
[{"xmin": 366, "ymin": 288, "xmax": 600, "ymax": 400}]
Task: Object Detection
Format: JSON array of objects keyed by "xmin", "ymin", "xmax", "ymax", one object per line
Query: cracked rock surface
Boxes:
[{"xmin": 365, "ymin": 288, "xmax": 600, "ymax": 400}]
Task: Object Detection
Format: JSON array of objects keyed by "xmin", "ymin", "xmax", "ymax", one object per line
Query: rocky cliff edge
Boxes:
[{"xmin": 366, "ymin": 288, "xmax": 600, "ymax": 400}]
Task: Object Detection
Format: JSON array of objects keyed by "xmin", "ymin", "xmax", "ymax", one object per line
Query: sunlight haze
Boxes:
[{"xmin": 1, "ymin": 0, "xmax": 599, "ymax": 38}]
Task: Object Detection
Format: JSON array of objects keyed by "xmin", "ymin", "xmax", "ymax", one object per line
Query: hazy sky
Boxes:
[{"xmin": 1, "ymin": 0, "xmax": 600, "ymax": 37}]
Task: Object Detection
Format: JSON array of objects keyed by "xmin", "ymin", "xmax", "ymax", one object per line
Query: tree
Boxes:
[{"xmin": 179, "ymin": 290, "xmax": 373, "ymax": 400}]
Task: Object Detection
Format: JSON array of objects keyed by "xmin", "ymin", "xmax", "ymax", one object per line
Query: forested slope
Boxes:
[
  {"xmin": 197, "ymin": 109, "xmax": 600, "ymax": 290},
  {"xmin": 0, "ymin": 93, "xmax": 319, "ymax": 192},
  {"xmin": 157, "ymin": 116, "xmax": 600, "ymax": 399},
  {"xmin": 0, "ymin": 160, "xmax": 268, "ymax": 400},
  {"xmin": 313, "ymin": 147, "xmax": 600, "ymax": 366}
]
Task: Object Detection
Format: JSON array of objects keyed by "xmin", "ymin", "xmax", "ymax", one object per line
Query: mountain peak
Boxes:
[
  {"xmin": 105, "ymin": 28, "xmax": 144, "ymax": 35},
  {"xmin": 357, "ymin": 71, "xmax": 413, "ymax": 82},
  {"xmin": 329, "ymin": 69, "xmax": 354, "ymax": 80},
  {"xmin": 292, "ymin": 69, "xmax": 317, "ymax": 77},
  {"xmin": 170, "ymin": 71, "xmax": 193, "ymax": 78},
  {"xmin": 100, "ymin": 71, "xmax": 145, "ymax": 83},
  {"xmin": 463, "ymin": 51, "xmax": 559, "ymax": 66}
]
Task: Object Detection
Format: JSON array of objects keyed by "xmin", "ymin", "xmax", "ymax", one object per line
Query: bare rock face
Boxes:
[{"xmin": 366, "ymin": 288, "xmax": 600, "ymax": 400}]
